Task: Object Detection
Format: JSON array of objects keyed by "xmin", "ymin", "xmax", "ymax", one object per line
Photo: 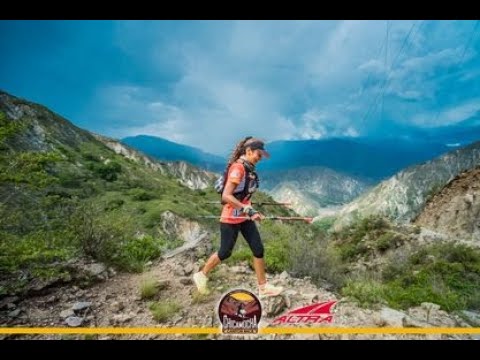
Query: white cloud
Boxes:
[
  {"xmin": 411, "ymin": 99, "xmax": 480, "ymax": 127},
  {"xmin": 92, "ymin": 20, "xmax": 480, "ymax": 154}
]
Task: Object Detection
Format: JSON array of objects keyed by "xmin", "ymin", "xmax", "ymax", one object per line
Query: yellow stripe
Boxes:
[{"xmin": 0, "ymin": 327, "xmax": 479, "ymax": 335}]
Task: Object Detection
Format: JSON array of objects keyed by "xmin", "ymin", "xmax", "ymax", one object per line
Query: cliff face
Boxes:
[
  {"xmin": 414, "ymin": 166, "xmax": 480, "ymax": 242},
  {"xmin": 261, "ymin": 166, "xmax": 371, "ymax": 216},
  {"xmin": 333, "ymin": 141, "xmax": 480, "ymax": 230}
]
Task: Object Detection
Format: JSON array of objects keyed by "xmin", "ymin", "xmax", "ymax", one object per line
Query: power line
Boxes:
[
  {"xmin": 381, "ymin": 20, "xmax": 391, "ymax": 124},
  {"xmin": 429, "ymin": 20, "xmax": 480, "ymax": 127},
  {"xmin": 358, "ymin": 20, "xmax": 423, "ymax": 128},
  {"xmin": 342, "ymin": 20, "xmax": 393, "ymax": 116}
]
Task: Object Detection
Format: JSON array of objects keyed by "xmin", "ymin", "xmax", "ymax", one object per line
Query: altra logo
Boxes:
[{"xmin": 271, "ymin": 300, "xmax": 338, "ymax": 325}]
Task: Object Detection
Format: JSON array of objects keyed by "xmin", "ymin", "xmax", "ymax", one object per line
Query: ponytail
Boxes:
[{"xmin": 224, "ymin": 136, "xmax": 252, "ymax": 173}]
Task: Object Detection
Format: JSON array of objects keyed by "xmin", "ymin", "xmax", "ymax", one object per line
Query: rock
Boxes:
[
  {"xmin": 279, "ymin": 271, "xmax": 290, "ymax": 281},
  {"xmin": 65, "ymin": 316, "xmax": 83, "ymax": 327},
  {"xmin": 8, "ymin": 309, "xmax": 21, "ymax": 317},
  {"xmin": 421, "ymin": 302, "xmax": 441, "ymax": 312},
  {"xmin": 60, "ymin": 309, "xmax": 75, "ymax": 318},
  {"xmin": 291, "ymin": 334, "xmax": 321, "ymax": 340},
  {"xmin": 180, "ymin": 278, "xmax": 193, "ymax": 286},
  {"xmin": 408, "ymin": 305, "xmax": 456, "ymax": 327},
  {"xmin": 72, "ymin": 302, "xmax": 92, "ymax": 312},
  {"xmin": 301, "ymin": 293, "xmax": 319, "ymax": 303},
  {"xmin": 403, "ymin": 316, "xmax": 430, "ymax": 328},
  {"xmin": 45, "ymin": 295, "xmax": 57, "ymax": 303},
  {"xmin": 461, "ymin": 310, "xmax": 480, "ymax": 326},
  {"xmin": 0, "ymin": 296, "xmax": 19, "ymax": 309},
  {"xmin": 6, "ymin": 303, "xmax": 16, "ymax": 310},
  {"xmin": 174, "ymin": 266, "xmax": 185, "ymax": 276},
  {"xmin": 464, "ymin": 193, "xmax": 474, "ymax": 205},
  {"xmin": 28, "ymin": 277, "xmax": 65, "ymax": 295},
  {"xmin": 84, "ymin": 263, "xmax": 107, "ymax": 278},
  {"xmin": 230, "ymin": 265, "xmax": 250, "ymax": 274},
  {"xmin": 110, "ymin": 301, "xmax": 125, "ymax": 313},
  {"xmin": 157, "ymin": 279, "xmax": 171, "ymax": 290},
  {"xmin": 264, "ymin": 296, "xmax": 288, "ymax": 318},
  {"xmin": 112, "ymin": 314, "xmax": 133, "ymax": 324},
  {"xmin": 183, "ymin": 263, "xmax": 194, "ymax": 276},
  {"xmin": 281, "ymin": 294, "xmax": 291, "ymax": 309},
  {"xmin": 284, "ymin": 290, "xmax": 298, "ymax": 297},
  {"xmin": 379, "ymin": 307, "xmax": 406, "ymax": 327},
  {"xmin": 172, "ymin": 316, "xmax": 183, "ymax": 325}
]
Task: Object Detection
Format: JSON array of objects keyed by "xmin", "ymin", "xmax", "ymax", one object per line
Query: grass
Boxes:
[
  {"xmin": 140, "ymin": 277, "xmax": 161, "ymax": 300},
  {"xmin": 191, "ymin": 292, "xmax": 213, "ymax": 304},
  {"xmin": 149, "ymin": 300, "xmax": 182, "ymax": 323}
]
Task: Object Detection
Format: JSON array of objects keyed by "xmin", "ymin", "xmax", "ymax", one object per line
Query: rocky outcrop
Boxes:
[
  {"xmin": 94, "ymin": 134, "xmax": 216, "ymax": 190},
  {"xmin": 262, "ymin": 167, "xmax": 371, "ymax": 217},
  {"xmin": 414, "ymin": 167, "xmax": 480, "ymax": 242},
  {"xmin": 333, "ymin": 141, "xmax": 480, "ymax": 230},
  {"xmin": 0, "ymin": 90, "xmax": 95, "ymax": 152}
]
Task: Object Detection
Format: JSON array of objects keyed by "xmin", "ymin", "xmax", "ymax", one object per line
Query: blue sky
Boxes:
[{"xmin": 1, "ymin": 20, "xmax": 480, "ymax": 156}]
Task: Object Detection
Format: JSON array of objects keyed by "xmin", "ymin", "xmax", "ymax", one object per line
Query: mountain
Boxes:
[
  {"xmin": 121, "ymin": 135, "xmax": 226, "ymax": 173},
  {"xmin": 118, "ymin": 136, "xmax": 454, "ymax": 218},
  {"xmin": 414, "ymin": 166, "xmax": 480, "ymax": 242},
  {"xmin": 260, "ymin": 167, "xmax": 373, "ymax": 216},
  {"xmin": 331, "ymin": 140, "xmax": 480, "ymax": 231},
  {"xmin": 2, "ymin": 89, "xmax": 480, "ymax": 323},
  {"xmin": 0, "ymin": 89, "xmax": 292, "ymax": 297},
  {"xmin": 257, "ymin": 138, "xmax": 450, "ymax": 182}
]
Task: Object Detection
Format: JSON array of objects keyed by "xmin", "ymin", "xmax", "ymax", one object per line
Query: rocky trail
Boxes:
[{"xmin": 1, "ymin": 219, "xmax": 480, "ymax": 340}]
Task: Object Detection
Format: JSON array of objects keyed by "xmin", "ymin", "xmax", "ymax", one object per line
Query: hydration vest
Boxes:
[{"xmin": 214, "ymin": 158, "xmax": 259, "ymax": 203}]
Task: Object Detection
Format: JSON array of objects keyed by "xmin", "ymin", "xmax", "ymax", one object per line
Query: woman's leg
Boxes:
[
  {"xmin": 200, "ymin": 223, "xmax": 239, "ymax": 275},
  {"xmin": 239, "ymin": 221, "xmax": 266, "ymax": 284},
  {"xmin": 194, "ymin": 223, "xmax": 239, "ymax": 294},
  {"xmin": 240, "ymin": 220, "xmax": 283, "ymax": 298}
]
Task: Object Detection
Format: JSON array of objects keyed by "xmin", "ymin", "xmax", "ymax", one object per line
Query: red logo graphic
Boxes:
[{"xmin": 271, "ymin": 300, "xmax": 338, "ymax": 325}]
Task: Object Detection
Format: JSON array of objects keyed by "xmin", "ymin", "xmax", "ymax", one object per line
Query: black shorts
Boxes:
[{"xmin": 217, "ymin": 220, "xmax": 264, "ymax": 260}]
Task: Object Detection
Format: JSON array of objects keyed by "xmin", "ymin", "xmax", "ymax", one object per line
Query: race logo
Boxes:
[
  {"xmin": 271, "ymin": 300, "xmax": 337, "ymax": 325},
  {"xmin": 218, "ymin": 289, "xmax": 262, "ymax": 334}
]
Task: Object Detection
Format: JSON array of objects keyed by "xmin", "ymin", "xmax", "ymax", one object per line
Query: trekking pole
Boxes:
[
  {"xmin": 204, "ymin": 201, "xmax": 292, "ymax": 206},
  {"xmin": 195, "ymin": 215, "xmax": 313, "ymax": 224}
]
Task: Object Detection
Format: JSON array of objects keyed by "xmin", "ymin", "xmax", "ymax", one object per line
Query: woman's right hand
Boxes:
[{"xmin": 242, "ymin": 205, "xmax": 264, "ymax": 221}]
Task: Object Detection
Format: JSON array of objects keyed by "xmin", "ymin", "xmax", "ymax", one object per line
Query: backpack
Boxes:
[{"xmin": 214, "ymin": 159, "xmax": 259, "ymax": 202}]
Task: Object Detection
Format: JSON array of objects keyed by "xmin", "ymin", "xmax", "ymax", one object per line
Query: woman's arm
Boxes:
[
  {"xmin": 221, "ymin": 180, "xmax": 245, "ymax": 210},
  {"xmin": 221, "ymin": 180, "xmax": 264, "ymax": 221}
]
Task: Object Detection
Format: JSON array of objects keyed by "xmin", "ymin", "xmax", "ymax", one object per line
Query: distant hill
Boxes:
[
  {"xmin": 257, "ymin": 138, "xmax": 450, "ymax": 182},
  {"xmin": 121, "ymin": 135, "xmax": 226, "ymax": 173},
  {"xmin": 260, "ymin": 167, "xmax": 372, "ymax": 216}
]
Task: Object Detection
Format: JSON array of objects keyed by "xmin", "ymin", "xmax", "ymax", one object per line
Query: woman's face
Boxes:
[{"xmin": 245, "ymin": 148, "xmax": 263, "ymax": 165}]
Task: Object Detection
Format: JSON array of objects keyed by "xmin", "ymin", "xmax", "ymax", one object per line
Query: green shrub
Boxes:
[
  {"xmin": 87, "ymin": 161, "xmax": 122, "ymax": 182},
  {"xmin": 343, "ymin": 243, "xmax": 480, "ymax": 311},
  {"xmin": 149, "ymin": 300, "xmax": 181, "ymax": 322},
  {"xmin": 130, "ymin": 189, "xmax": 154, "ymax": 201},
  {"xmin": 115, "ymin": 235, "xmax": 163, "ymax": 272},
  {"xmin": 140, "ymin": 277, "xmax": 160, "ymax": 300},
  {"xmin": 342, "ymin": 278, "xmax": 387, "ymax": 307},
  {"xmin": 105, "ymin": 198, "xmax": 125, "ymax": 211},
  {"xmin": 375, "ymin": 232, "xmax": 396, "ymax": 252}
]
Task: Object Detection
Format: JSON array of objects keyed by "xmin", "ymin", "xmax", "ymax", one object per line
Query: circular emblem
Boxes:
[{"xmin": 218, "ymin": 289, "xmax": 262, "ymax": 334}]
